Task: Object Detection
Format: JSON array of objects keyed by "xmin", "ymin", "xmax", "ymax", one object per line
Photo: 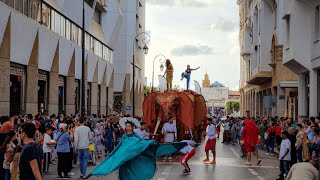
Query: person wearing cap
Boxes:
[
  {"xmin": 277, "ymin": 130, "xmax": 291, "ymax": 180},
  {"xmin": 55, "ymin": 123, "xmax": 73, "ymax": 179},
  {"xmin": 42, "ymin": 125, "xmax": 56, "ymax": 175},
  {"xmin": 203, "ymin": 117, "xmax": 217, "ymax": 164}
]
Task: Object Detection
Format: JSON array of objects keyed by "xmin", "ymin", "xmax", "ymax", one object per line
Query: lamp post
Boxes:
[
  {"xmin": 132, "ymin": 32, "xmax": 150, "ymax": 117},
  {"xmin": 152, "ymin": 54, "xmax": 166, "ymax": 91},
  {"xmin": 81, "ymin": 0, "xmax": 86, "ymax": 116}
]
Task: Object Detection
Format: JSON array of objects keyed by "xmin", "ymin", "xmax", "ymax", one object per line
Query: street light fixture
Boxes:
[
  {"xmin": 143, "ymin": 44, "xmax": 149, "ymax": 54},
  {"xmin": 160, "ymin": 63, "xmax": 164, "ymax": 72},
  {"xmin": 152, "ymin": 54, "xmax": 166, "ymax": 91},
  {"xmin": 132, "ymin": 32, "xmax": 150, "ymax": 117}
]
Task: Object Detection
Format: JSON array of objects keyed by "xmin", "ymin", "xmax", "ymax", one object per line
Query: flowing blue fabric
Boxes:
[{"xmin": 88, "ymin": 133, "xmax": 187, "ymax": 180}]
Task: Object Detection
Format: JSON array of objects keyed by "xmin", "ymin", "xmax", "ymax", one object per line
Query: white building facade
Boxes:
[
  {"xmin": 238, "ymin": 0, "xmax": 299, "ymax": 118},
  {"xmin": 0, "ymin": 0, "xmax": 123, "ymax": 116},
  {"xmin": 282, "ymin": 0, "xmax": 320, "ymax": 119},
  {"xmin": 113, "ymin": 0, "xmax": 146, "ymax": 116}
]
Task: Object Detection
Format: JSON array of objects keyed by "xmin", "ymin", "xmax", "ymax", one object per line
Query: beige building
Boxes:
[
  {"xmin": 238, "ymin": 0, "xmax": 298, "ymax": 118},
  {"xmin": 0, "ymin": 0, "xmax": 122, "ymax": 116},
  {"xmin": 201, "ymin": 73, "xmax": 229, "ymax": 114}
]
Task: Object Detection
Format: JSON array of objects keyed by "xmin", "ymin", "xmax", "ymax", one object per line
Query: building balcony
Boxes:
[{"xmin": 247, "ymin": 71, "xmax": 272, "ymax": 85}]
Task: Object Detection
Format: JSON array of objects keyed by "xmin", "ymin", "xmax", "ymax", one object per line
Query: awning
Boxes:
[{"xmin": 247, "ymin": 71, "xmax": 272, "ymax": 85}]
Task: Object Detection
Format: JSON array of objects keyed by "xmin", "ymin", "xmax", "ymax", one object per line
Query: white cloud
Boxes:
[
  {"xmin": 210, "ymin": 17, "xmax": 237, "ymax": 32},
  {"xmin": 170, "ymin": 44, "xmax": 214, "ymax": 56},
  {"xmin": 145, "ymin": 0, "xmax": 240, "ymax": 90}
]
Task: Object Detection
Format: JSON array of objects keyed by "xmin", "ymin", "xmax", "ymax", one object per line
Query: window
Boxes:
[
  {"xmin": 315, "ymin": 6, "xmax": 319, "ymax": 41},
  {"xmin": 85, "ymin": 33, "xmax": 90, "ymax": 50},
  {"xmin": 90, "ymin": 36, "xmax": 94, "ymax": 52},
  {"xmin": 60, "ymin": 17, "xmax": 65, "ymax": 38},
  {"xmin": 93, "ymin": 9, "xmax": 101, "ymax": 24},
  {"xmin": 65, "ymin": 20, "xmax": 71, "ymax": 40},
  {"xmin": 30, "ymin": 0, "xmax": 40, "ymax": 22},
  {"xmin": 15, "ymin": 0, "xmax": 23, "ymax": 13},
  {"xmin": 77, "ymin": 28, "xmax": 82, "ymax": 46},
  {"xmin": 286, "ymin": 17, "xmax": 290, "ymax": 48},
  {"xmin": 1, "ymin": 0, "xmax": 112, "ymax": 61},
  {"xmin": 23, "ymin": 0, "xmax": 29, "ymax": 16},
  {"xmin": 42, "ymin": 5, "xmax": 51, "ymax": 27},
  {"xmin": 71, "ymin": 24, "xmax": 78, "ymax": 43}
]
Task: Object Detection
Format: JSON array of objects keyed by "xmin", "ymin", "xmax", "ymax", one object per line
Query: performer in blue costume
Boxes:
[
  {"xmin": 181, "ymin": 65, "xmax": 200, "ymax": 90},
  {"xmin": 88, "ymin": 121, "xmax": 187, "ymax": 180}
]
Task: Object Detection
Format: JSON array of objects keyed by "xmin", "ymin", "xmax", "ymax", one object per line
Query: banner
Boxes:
[
  {"xmin": 194, "ymin": 80, "xmax": 201, "ymax": 94},
  {"xmin": 158, "ymin": 75, "xmax": 167, "ymax": 92}
]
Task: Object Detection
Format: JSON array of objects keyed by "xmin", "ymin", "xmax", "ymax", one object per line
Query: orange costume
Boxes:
[{"xmin": 242, "ymin": 119, "xmax": 260, "ymax": 153}]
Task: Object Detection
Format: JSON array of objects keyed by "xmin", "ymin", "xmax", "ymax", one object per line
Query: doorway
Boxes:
[
  {"xmin": 38, "ymin": 80, "xmax": 47, "ymax": 114},
  {"xmin": 10, "ymin": 75, "xmax": 22, "ymax": 115}
]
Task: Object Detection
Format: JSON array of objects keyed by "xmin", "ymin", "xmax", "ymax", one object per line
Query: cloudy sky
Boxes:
[{"xmin": 144, "ymin": 0, "xmax": 240, "ymax": 90}]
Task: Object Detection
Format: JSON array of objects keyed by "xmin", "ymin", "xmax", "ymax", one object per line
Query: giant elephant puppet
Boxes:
[{"xmin": 143, "ymin": 90, "xmax": 207, "ymax": 142}]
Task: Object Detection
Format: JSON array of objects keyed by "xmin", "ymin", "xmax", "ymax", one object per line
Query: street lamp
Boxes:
[
  {"xmin": 152, "ymin": 54, "xmax": 166, "ymax": 91},
  {"xmin": 132, "ymin": 32, "xmax": 150, "ymax": 117}
]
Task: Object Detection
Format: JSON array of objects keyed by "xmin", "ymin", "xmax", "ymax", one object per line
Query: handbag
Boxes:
[{"xmin": 54, "ymin": 132, "xmax": 65, "ymax": 149}]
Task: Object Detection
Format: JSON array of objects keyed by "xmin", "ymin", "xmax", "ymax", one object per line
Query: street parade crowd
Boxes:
[{"xmin": 0, "ymin": 112, "xmax": 318, "ymax": 180}]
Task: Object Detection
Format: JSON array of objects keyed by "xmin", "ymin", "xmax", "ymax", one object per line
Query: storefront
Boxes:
[
  {"xmin": 58, "ymin": 76, "xmax": 65, "ymax": 114},
  {"xmin": 38, "ymin": 71, "xmax": 48, "ymax": 114},
  {"xmin": 10, "ymin": 65, "xmax": 25, "ymax": 115}
]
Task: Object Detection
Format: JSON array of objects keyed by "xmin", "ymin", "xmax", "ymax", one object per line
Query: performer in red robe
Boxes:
[{"xmin": 242, "ymin": 119, "xmax": 262, "ymax": 166}]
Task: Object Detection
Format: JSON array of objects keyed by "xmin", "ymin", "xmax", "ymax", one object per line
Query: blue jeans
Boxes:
[
  {"xmin": 4, "ymin": 169, "xmax": 10, "ymax": 180},
  {"xmin": 296, "ymin": 147, "xmax": 303, "ymax": 162},
  {"xmin": 279, "ymin": 160, "xmax": 290, "ymax": 178},
  {"xmin": 78, "ymin": 149, "xmax": 89, "ymax": 176},
  {"xmin": 267, "ymin": 137, "xmax": 275, "ymax": 153},
  {"xmin": 185, "ymin": 75, "xmax": 190, "ymax": 89}
]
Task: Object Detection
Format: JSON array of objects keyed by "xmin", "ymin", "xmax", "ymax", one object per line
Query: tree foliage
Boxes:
[{"xmin": 226, "ymin": 101, "xmax": 240, "ymax": 113}]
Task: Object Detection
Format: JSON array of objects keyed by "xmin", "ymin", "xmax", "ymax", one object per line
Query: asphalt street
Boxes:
[{"xmin": 44, "ymin": 134, "xmax": 280, "ymax": 180}]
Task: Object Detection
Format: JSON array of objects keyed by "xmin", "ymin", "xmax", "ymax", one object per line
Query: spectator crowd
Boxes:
[
  {"xmin": 0, "ymin": 111, "xmax": 319, "ymax": 180},
  {"xmin": 216, "ymin": 116, "xmax": 320, "ymax": 180},
  {"xmin": 0, "ymin": 112, "xmax": 132, "ymax": 180}
]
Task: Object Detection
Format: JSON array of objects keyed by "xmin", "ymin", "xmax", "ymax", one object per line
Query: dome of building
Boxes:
[{"xmin": 211, "ymin": 81, "xmax": 224, "ymax": 87}]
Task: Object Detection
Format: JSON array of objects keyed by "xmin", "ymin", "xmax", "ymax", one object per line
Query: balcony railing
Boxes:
[{"xmin": 0, "ymin": 0, "xmax": 113, "ymax": 62}]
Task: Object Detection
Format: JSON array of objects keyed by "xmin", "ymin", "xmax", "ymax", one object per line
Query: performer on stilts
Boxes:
[
  {"xmin": 163, "ymin": 59, "xmax": 174, "ymax": 90},
  {"xmin": 203, "ymin": 117, "xmax": 217, "ymax": 164},
  {"xmin": 181, "ymin": 65, "xmax": 200, "ymax": 90},
  {"xmin": 88, "ymin": 120, "xmax": 188, "ymax": 180}
]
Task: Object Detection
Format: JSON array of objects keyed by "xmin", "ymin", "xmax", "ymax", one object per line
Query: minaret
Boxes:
[{"xmin": 202, "ymin": 70, "xmax": 211, "ymax": 87}]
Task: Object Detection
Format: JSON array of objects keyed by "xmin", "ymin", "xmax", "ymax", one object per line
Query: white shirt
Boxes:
[
  {"xmin": 224, "ymin": 122, "xmax": 230, "ymax": 131},
  {"xmin": 134, "ymin": 128, "xmax": 150, "ymax": 140},
  {"xmin": 180, "ymin": 140, "xmax": 195, "ymax": 154},
  {"xmin": 162, "ymin": 123, "xmax": 177, "ymax": 143},
  {"xmin": 206, "ymin": 124, "xmax": 216, "ymax": 140},
  {"xmin": 43, "ymin": 134, "xmax": 52, "ymax": 153},
  {"xmin": 279, "ymin": 139, "xmax": 291, "ymax": 161}
]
